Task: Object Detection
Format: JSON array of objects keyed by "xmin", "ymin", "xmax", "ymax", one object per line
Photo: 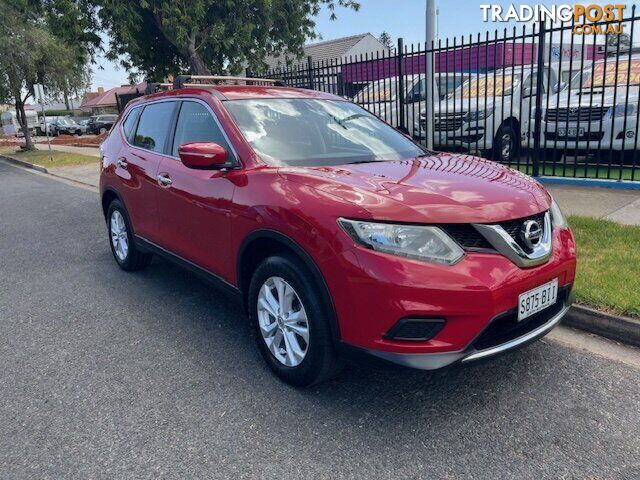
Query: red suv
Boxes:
[{"xmin": 99, "ymin": 79, "xmax": 576, "ymax": 386}]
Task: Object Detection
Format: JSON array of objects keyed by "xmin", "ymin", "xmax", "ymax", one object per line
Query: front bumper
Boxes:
[
  {"xmin": 360, "ymin": 288, "xmax": 573, "ymax": 370},
  {"xmin": 320, "ymin": 227, "xmax": 577, "ymax": 368},
  {"xmin": 539, "ymin": 117, "xmax": 638, "ymax": 152},
  {"xmin": 418, "ymin": 120, "xmax": 496, "ymax": 151}
]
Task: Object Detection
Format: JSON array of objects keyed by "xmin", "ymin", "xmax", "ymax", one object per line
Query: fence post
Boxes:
[
  {"xmin": 337, "ymin": 71, "xmax": 345, "ymax": 97},
  {"xmin": 307, "ymin": 56, "xmax": 314, "ymax": 89},
  {"xmin": 532, "ymin": 22, "xmax": 546, "ymax": 177},
  {"xmin": 397, "ymin": 38, "xmax": 406, "ymax": 132}
]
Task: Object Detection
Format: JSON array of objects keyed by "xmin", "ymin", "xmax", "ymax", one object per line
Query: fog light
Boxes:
[
  {"xmin": 627, "ymin": 130, "xmax": 635, "ymax": 138},
  {"xmin": 384, "ymin": 318, "xmax": 446, "ymax": 341}
]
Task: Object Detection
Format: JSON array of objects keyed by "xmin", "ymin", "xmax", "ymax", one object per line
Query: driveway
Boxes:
[{"xmin": 0, "ymin": 161, "xmax": 639, "ymax": 479}]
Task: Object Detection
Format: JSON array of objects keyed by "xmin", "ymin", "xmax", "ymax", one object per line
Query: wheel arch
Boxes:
[
  {"xmin": 101, "ymin": 187, "xmax": 122, "ymax": 220},
  {"xmin": 500, "ymin": 116, "xmax": 521, "ymax": 137},
  {"xmin": 237, "ymin": 229, "xmax": 341, "ymax": 342}
]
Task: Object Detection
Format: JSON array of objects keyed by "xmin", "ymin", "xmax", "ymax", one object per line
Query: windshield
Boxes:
[
  {"xmin": 571, "ymin": 59, "xmax": 640, "ymax": 89},
  {"xmin": 225, "ymin": 99, "xmax": 426, "ymax": 167},
  {"xmin": 455, "ymin": 73, "xmax": 522, "ymax": 98},
  {"xmin": 353, "ymin": 78, "xmax": 399, "ymax": 103}
]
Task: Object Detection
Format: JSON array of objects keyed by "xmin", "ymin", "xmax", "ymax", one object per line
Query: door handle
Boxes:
[
  {"xmin": 117, "ymin": 158, "xmax": 128, "ymax": 168},
  {"xmin": 157, "ymin": 173, "xmax": 172, "ymax": 186}
]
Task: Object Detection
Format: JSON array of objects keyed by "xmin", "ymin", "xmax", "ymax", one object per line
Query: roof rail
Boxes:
[{"xmin": 173, "ymin": 75, "xmax": 286, "ymax": 89}]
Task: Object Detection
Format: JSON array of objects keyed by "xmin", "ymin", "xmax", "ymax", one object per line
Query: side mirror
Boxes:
[{"xmin": 178, "ymin": 142, "xmax": 228, "ymax": 169}]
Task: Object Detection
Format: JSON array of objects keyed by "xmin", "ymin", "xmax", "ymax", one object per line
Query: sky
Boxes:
[{"xmin": 90, "ymin": 0, "xmax": 636, "ymax": 90}]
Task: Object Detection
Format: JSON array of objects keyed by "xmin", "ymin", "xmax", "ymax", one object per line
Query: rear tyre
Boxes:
[
  {"xmin": 247, "ymin": 254, "xmax": 342, "ymax": 387},
  {"xmin": 492, "ymin": 123, "xmax": 518, "ymax": 164},
  {"xmin": 106, "ymin": 199, "xmax": 152, "ymax": 272},
  {"xmin": 99, "ymin": 127, "xmax": 107, "ymax": 135}
]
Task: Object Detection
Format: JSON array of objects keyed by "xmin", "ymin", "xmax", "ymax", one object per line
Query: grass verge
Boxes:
[
  {"xmin": 569, "ymin": 215, "xmax": 640, "ymax": 317},
  {"xmin": 0, "ymin": 146, "xmax": 98, "ymax": 168}
]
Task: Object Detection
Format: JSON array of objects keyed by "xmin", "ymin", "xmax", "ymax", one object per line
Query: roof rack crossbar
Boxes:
[{"xmin": 173, "ymin": 75, "xmax": 283, "ymax": 89}]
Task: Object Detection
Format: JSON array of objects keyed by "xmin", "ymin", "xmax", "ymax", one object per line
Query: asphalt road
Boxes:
[{"xmin": 1, "ymin": 161, "xmax": 639, "ymax": 479}]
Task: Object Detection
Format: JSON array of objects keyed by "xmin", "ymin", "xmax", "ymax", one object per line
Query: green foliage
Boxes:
[
  {"xmin": 378, "ymin": 31, "xmax": 392, "ymax": 49},
  {"xmin": 43, "ymin": 109, "xmax": 77, "ymax": 116},
  {"xmin": 0, "ymin": 0, "xmax": 97, "ymax": 146},
  {"xmin": 97, "ymin": 0, "xmax": 360, "ymax": 79}
]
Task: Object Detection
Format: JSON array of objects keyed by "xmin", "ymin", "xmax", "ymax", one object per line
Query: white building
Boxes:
[{"xmin": 260, "ymin": 33, "xmax": 391, "ymax": 94}]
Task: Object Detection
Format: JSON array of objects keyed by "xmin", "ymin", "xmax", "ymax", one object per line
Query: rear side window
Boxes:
[
  {"xmin": 133, "ymin": 102, "xmax": 176, "ymax": 153},
  {"xmin": 122, "ymin": 107, "xmax": 141, "ymax": 142},
  {"xmin": 171, "ymin": 101, "xmax": 232, "ymax": 157}
]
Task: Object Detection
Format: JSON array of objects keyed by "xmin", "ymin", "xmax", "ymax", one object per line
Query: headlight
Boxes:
[
  {"xmin": 338, "ymin": 218, "xmax": 465, "ymax": 265},
  {"xmin": 550, "ymin": 197, "xmax": 568, "ymax": 229},
  {"xmin": 465, "ymin": 108, "xmax": 494, "ymax": 122},
  {"xmin": 607, "ymin": 104, "xmax": 636, "ymax": 118}
]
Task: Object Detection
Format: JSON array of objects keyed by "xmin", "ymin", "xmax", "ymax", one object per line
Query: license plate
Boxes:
[
  {"xmin": 557, "ymin": 127, "xmax": 584, "ymax": 137},
  {"xmin": 518, "ymin": 279, "xmax": 558, "ymax": 321}
]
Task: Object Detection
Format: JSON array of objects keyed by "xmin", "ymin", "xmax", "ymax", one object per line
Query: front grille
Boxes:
[
  {"xmin": 472, "ymin": 286, "xmax": 570, "ymax": 351},
  {"xmin": 498, "ymin": 211, "xmax": 547, "ymax": 254},
  {"xmin": 441, "ymin": 224, "xmax": 495, "ymax": 251},
  {"xmin": 441, "ymin": 211, "xmax": 548, "ymax": 255},
  {"xmin": 429, "ymin": 112, "xmax": 466, "ymax": 131},
  {"xmin": 545, "ymin": 106, "xmax": 609, "ymax": 122}
]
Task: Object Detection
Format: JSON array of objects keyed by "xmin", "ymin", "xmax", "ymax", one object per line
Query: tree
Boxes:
[
  {"xmin": 378, "ymin": 31, "xmax": 392, "ymax": 49},
  {"xmin": 96, "ymin": 0, "xmax": 360, "ymax": 78},
  {"xmin": 0, "ymin": 0, "xmax": 98, "ymax": 148},
  {"xmin": 38, "ymin": 0, "xmax": 100, "ymax": 108},
  {"xmin": 0, "ymin": 3, "xmax": 70, "ymax": 149}
]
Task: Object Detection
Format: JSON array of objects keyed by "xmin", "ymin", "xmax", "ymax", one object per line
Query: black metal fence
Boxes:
[{"xmin": 253, "ymin": 7, "xmax": 640, "ymax": 181}]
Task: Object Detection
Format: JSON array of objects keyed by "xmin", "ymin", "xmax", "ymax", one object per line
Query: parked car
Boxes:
[
  {"xmin": 99, "ymin": 82, "xmax": 576, "ymax": 386},
  {"xmin": 353, "ymin": 73, "xmax": 471, "ymax": 138},
  {"xmin": 55, "ymin": 118, "xmax": 83, "ymax": 136},
  {"xmin": 541, "ymin": 54, "xmax": 640, "ymax": 161},
  {"xmin": 35, "ymin": 116, "xmax": 62, "ymax": 136},
  {"xmin": 420, "ymin": 64, "xmax": 561, "ymax": 163},
  {"xmin": 77, "ymin": 119, "xmax": 91, "ymax": 134},
  {"xmin": 1, "ymin": 109, "xmax": 38, "ymax": 136},
  {"xmin": 87, "ymin": 114, "xmax": 118, "ymax": 134}
]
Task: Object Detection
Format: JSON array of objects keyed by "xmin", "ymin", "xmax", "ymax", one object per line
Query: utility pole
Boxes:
[
  {"xmin": 425, "ymin": 0, "xmax": 436, "ymax": 149},
  {"xmin": 34, "ymin": 83, "xmax": 53, "ymax": 163}
]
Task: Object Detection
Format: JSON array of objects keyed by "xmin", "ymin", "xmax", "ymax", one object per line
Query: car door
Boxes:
[
  {"xmin": 155, "ymin": 99, "xmax": 237, "ymax": 282},
  {"xmin": 115, "ymin": 100, "xmax": 177, "ymax": 243}
]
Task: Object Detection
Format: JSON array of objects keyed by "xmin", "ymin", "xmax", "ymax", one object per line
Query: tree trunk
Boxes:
[
  {"xmin": 64, "ymin": 87, "xmax": 70, "ymax": 111},
  {"xmin": 184, "ymin": 36, "xmax": 211, "ymax": 75},
  {"xmin": 15, "ymin": 100, "xmax": 35, "ymax": 151}
]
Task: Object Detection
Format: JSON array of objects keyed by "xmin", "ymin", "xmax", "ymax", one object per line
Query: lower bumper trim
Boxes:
[{"xmin": 353, "ymin": 302, "xmax": 571, "ymax": 371}]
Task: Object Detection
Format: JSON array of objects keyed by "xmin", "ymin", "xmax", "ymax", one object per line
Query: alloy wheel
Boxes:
[
  {"xmin": 500, "ymin": 133, "xmax": 512, "ymax": 161},
  {"xmin": 257, "ymin": 276, "xmax": 310, "ymax": 367},
  {"xmin": 110, "ymin": 210, "xmax": 129, "ymax": 262}
]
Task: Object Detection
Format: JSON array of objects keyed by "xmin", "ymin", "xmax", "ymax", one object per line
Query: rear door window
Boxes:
[{"xmin": 133, "ymin": 102, "xmax": 176, "ymax": 153}]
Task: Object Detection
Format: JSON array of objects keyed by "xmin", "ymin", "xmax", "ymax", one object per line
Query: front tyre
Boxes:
[
  {"xmin": 248, "ymin": 255, "xmax": 342, "ymax": 387},
  {"xmin": 492, "ymin": 123, "xmax": 518, "ymax": 164},
  {"xmin": 106, "ymin": 199, "xmax": 152, "ymax": 271}
]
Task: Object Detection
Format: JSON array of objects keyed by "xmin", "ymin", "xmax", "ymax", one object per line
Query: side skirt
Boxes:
[{"xmin": 134, "ymin": 235, "xmax": 243, "ymax": 303}]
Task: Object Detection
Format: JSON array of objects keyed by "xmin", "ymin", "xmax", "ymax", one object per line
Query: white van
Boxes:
[
  {"xmin": 418, "ymin": 65, "xmax": 561, "ymax": 163},
  {"xmin": 540, "ymin": 55, "xmax": 639, "ymax": 159},
  {"xmin": 1, "ymin": 110, "xmax": 39, "ymax": 136},
  {"xmin": 353, "ymin": 73, "xmax": 470, "ymax": 137}
]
